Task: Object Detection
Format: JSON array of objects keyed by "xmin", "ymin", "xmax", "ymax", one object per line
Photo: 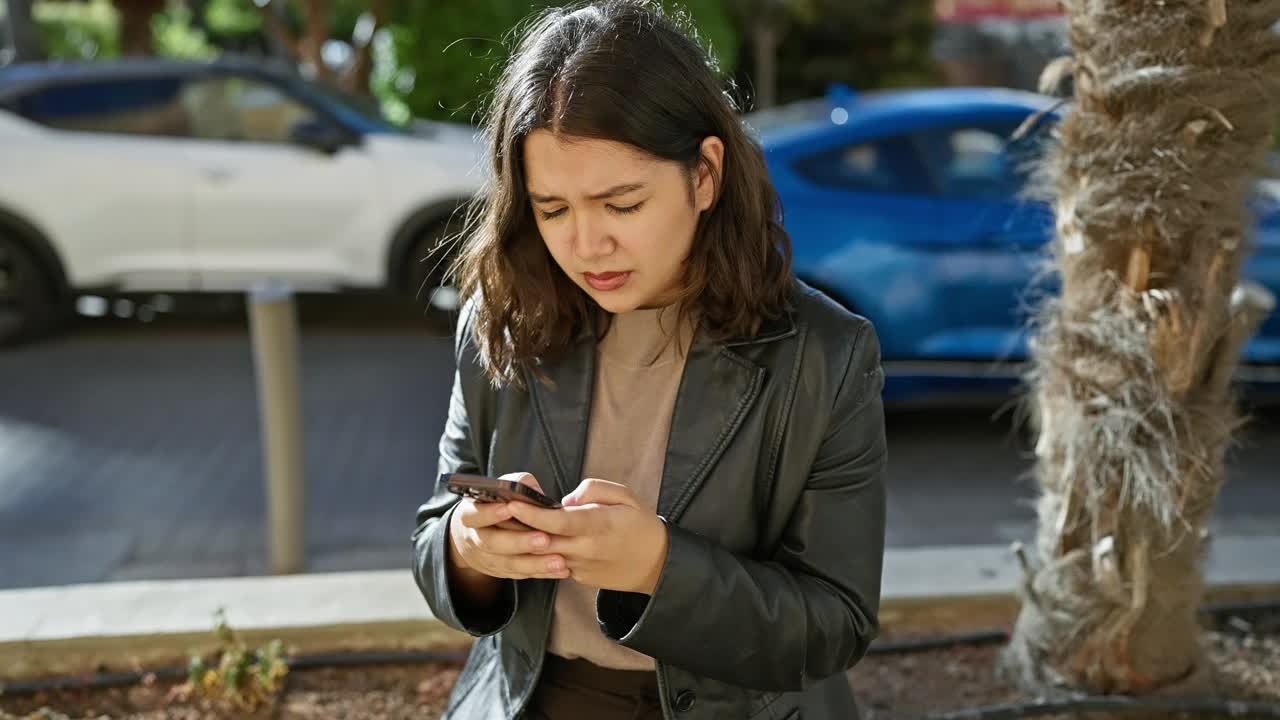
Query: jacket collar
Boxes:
[
  {"xmin": 569, "ymin": 295, "xmax": 799, "ymax": 347},
  {"xmin": 527, "ymin": 300, "xmax": 795, "ymax": 518}
]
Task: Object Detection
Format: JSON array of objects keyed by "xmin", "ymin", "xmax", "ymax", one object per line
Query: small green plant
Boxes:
[{"xmin": 179, "ymin": 608, "xmax": 289, "ymax": 712}]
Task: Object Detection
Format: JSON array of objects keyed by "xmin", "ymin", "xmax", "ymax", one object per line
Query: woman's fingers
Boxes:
[
  {"xmin": 563, "ymin": 478, "xmax": 637, "ymax": 507},
  {"xmin": 497, "ymin": 552, "xmax": 569, "ymax": 579},
  {"xmin": 500, "ymin": 471, "xmax": 546, "ymax": 494},
  {"xmin": 475, "ymin": 527, "xmax": 552, "ymax": 555},
  {"xmin": 471, "ymin": 552, "xmax": 568, "ymax": 580},
  {"xmin": 495, "ymin": 519, "xmax": 534, "ymax": 532},
  {"xmin": 455, "ymin": 498, "xmax": 514, "ymax": 529}
]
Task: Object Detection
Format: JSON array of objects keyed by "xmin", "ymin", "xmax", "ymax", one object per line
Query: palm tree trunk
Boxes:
[{"xmin": 1004, "ymin": 0, "xmax": 1280, "ymax": 695}]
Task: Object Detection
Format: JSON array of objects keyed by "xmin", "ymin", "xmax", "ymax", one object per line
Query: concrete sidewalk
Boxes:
[{"xmin": 3, "ymin": 535, "xmax": 1278, "ymax": 682}]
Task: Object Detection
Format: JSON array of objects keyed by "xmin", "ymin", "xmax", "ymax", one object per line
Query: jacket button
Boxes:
[{"xmin": 673, "ymin": 690, "xmax": 696, "ymax": 712}]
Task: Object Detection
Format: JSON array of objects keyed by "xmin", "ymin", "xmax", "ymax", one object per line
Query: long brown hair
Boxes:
[{"xmin": 455, "ymin": 0, "xmax": 792, "ymax": 387}]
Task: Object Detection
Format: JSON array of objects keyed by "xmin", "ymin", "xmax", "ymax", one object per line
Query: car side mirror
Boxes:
[{"xmin": 289, "ymin": 118, "xmax": 349, "ymax": 154}]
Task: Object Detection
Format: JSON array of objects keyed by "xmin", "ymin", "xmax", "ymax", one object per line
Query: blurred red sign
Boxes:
[{"xmin": 934, "ymin": 0, "xmax": 1064, "ymax": 21}]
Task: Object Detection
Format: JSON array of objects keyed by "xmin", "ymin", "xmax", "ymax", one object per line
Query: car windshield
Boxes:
[{"xmin": 295, "ymin": 79, "xmax": 406, "ymax": 134}]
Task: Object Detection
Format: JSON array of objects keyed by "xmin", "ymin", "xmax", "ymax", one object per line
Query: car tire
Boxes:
[
  {"xmin": 0, "ymin": 233, "xmax": 62, "ymax": 346},
  {"xmin": 406, "ymin": 214, "xmax": 466, "ymax": 318}
]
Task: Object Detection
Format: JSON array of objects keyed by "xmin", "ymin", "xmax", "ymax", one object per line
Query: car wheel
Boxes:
[
  {"xmin": 0, "ymin": 234, "xmax": 60, "ymax": 346},
  {"xmin": 407, "ymin": 214, "xmax": 466, "ymax": 316}
]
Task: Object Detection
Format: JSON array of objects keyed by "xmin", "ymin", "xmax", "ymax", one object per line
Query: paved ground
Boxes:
[{"xmin": 2, "ymin": 297, "xmax": 1277, "ymax": 590}]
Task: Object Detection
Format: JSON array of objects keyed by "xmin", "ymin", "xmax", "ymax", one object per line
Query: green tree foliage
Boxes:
[
  {"xmin": 762, "ymin": 0, "xmax": 936, "ymax": 106},
  {"xmin": 26, "ymin": 0, "xmax": 935, "ymax": 126},
  {"xmin": 205, "ymin": 0, "xmax": 262, "ymax": 36},
  {"xmin": 32, "ymin": 0, "xmax": 215, "ymax": 60},
  {"xmin": 385, "ymin": 0, "xmax": 737, "ymax": 124},
  {"xmin": 152, "ymin": 3, "xmax": 218, "ymax": 58},
  {"xmin": 33, "ymin": 0, "xmax": 119, "ymax": 59}
]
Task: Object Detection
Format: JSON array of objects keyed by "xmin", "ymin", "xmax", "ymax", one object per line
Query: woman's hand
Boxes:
[
  {"xmin": 507, "ymin": 478, "xmax": 669, "ymax": 595},
  {"xmin": 447, "ymin": 473, "xmax": 572, "ymax": 581}
]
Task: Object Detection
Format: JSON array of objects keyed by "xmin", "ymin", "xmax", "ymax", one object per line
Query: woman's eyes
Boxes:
[
  {"xmin": 607, "ymin": 202, "xmax": 644, "ymax": 216},
  {"xmin": 536, "ymin": 202, "xmax": 644, "ymax": 221}
]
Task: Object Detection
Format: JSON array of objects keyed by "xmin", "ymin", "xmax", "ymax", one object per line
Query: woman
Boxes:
[{"xmin": 411, "ymin": 2, "xmax": 887, "ymax": 718}]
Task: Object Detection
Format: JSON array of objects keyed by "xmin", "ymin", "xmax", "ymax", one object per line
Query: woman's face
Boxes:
[{"xmin": 523, "ymin": 130, "xmax": 723, "ymax": 313}]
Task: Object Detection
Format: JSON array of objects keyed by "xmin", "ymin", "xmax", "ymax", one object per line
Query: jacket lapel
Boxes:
[
  {"xmin": 526, "ymin": 304, "xmax": 797, "ymax": 514},
  {"xmin": 658, "ymin": 339, "xmax": 767, "ymax": 522},
  {"xmin": 526, "ymin": 337, "xmax": 595, "ymax": 502}
]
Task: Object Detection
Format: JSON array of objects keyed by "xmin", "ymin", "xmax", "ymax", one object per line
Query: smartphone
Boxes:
[{"xmin": 443, "ymin": 473, "xmax": 563, "ymax": 509}]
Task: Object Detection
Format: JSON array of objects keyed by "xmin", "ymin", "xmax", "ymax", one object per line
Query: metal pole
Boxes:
[{"xmin": 248, "ymin": 281, "xmax": 306, "ymax": 575}]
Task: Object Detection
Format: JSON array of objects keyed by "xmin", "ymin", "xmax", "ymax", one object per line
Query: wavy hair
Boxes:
[{"xmin": 454, "ymin": 0, "xmax": 792, "ymax": 386}]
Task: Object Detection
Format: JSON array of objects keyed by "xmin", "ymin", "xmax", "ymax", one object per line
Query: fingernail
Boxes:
[
  {"xmin": 532, "ymin": 534, "xmax": 548, "ymax": 549},
  {"xmin": 547, "ymin": 558, "xmax": 563, "ymax": 572}
]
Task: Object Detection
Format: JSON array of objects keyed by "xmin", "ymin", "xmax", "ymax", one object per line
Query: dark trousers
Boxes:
[{"xmin": 524, "ymin": 654, "xmax": 663, "ymax": 720}]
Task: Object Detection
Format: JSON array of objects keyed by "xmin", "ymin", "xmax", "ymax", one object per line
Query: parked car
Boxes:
[
  {"xmin": 747, "ymin": 86, "xmax": 1280, "ymax": 403},
  {"xmin": 0, "ymin": 56, "xmax": 483, "ymax": 344}
]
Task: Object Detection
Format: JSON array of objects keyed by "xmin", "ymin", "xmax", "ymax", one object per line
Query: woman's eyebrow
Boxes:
[{"xmin": 528, "ymin": 182, "xmax": 648, "ymax": 203}]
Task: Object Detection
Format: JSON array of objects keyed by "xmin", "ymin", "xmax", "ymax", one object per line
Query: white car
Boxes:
[{"xmin": 0, "ymin": 57, "xmax": 485, "ymax": 344}]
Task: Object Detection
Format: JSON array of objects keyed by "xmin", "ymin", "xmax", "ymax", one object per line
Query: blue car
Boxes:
[{"xmin": 748, "ymin": 86, "xmax": 1280, "ymax": 404}]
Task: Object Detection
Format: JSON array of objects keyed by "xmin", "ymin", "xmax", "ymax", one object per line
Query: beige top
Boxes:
[{"xmin": 546, "ymin": 305, "xmax": 694, "ymax": 670}]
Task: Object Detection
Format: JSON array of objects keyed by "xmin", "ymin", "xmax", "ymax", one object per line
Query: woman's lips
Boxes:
[{"xmin": 584, "ymin": 271, "xmax": 631, "ymax": 291}]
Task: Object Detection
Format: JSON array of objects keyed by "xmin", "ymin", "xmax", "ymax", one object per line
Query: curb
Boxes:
[{"xmin": 3, "ymin": 537, "xmax": 1278, "ymax": 681}]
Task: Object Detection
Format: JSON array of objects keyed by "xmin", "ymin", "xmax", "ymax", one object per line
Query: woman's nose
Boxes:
[{"xmin": 572, "ymin": 213, "xmax": 615, "ymax": 262}]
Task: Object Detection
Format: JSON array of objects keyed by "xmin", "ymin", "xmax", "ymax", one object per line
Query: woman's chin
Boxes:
[
  {"xmin": 583, "ymin": 285, "xmax": 643, "ymax": 314},
  {"xmin": 591, "ymin": 296, "xmax": 641, "ymax": 314}
]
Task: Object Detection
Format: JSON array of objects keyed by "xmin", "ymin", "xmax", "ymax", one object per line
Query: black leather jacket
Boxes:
[{"xmin": 413, "ymin": 281, "xmax": 887, "ymax": 719}]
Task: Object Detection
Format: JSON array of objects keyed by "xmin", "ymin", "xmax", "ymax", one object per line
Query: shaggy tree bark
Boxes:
[{"xmin": 1004, "ymin": 0, "xmax": 1280, "ymax": 695}]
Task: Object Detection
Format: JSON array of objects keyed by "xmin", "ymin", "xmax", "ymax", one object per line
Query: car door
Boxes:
[
  {"xmin": 179, "ymin": 72, "xmax": 376, "ymax": 291},
  {"xmin": 6, "ymin": 74, "xmax": 196, "ymax": 290},
  {"xmin": 776, "ymin": 133, "xmax": 942, "ymax": 359},
  {"xmin": 910, "ymin": 116, "xmax": 1055, "ymax": 362}
]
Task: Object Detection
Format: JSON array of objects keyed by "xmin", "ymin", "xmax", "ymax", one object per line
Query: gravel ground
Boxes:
[{"xmin": 2, "ymin": 633, "xmax": 1276, "ymax": 719}]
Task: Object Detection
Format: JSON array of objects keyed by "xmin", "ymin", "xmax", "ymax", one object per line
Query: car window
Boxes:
[
  {"xmin": 915, "ymin": 122, "xmax": 1047, "ymax": 200},
  {"xmin": 791, "ymin": 136, "xmax": 932, "ymax": 195},
  {"xmin": 182, "ymin": 75, "xmax": 319, "ymax": 144},
  {"xmin": 13, "ymin": 76, "xmax": 192, "ymax": 137},
  {"xmin": 295, "ymin": 79, "xmax": 405, "ymax": 134}
]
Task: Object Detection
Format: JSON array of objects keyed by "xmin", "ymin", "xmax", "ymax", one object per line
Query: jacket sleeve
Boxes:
[
  {"xmin": 411, "ymin": 300, "xmax": 518, "ymax": 636},
  {"xmin": 596, "ymin": 320, "xmax": 887, "ymax": 691}
]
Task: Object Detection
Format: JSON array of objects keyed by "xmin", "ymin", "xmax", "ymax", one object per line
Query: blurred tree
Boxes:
[
  {"xmin": 387, "ymin": 0, "xmax": 737, "ymax": 124},
  {"xmin": 723, "ymin": 0, "xmax": 814, "ymax": 109},
  {"xmin": 33, "ymin": 0, "xmax": 214, "ymax": 60},
  {"xmin": 27, "ymin": 0, "xmax": 736, "ymax": 126},
  {"xmin": 33, "ymin": 0, "xmax": 120, "ymax": 59},
  {"xmin": 253, "ymin": 0, "xmax": 387, "ymax": 93},
  {"xmin": 202, "ymin": 0, "xmax": 275, "ymax": 55},
  {"xmin": 152, "ymin": 1, "xmax": 218, "ymax": 58},
  {"xmin": 764, "ymin": 0, "xmax": 936, "ymax": 107},
  {"xmin": 114, "ymin": 0, "xmax": 164, "ymax": 54},
  {"xmin": 4, "ymin": 0, "xmax": 48, "ymax": 61},
  {"xmin": 1005, "ymin": 0, "xmax": 1280, "ymax": 696}
]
